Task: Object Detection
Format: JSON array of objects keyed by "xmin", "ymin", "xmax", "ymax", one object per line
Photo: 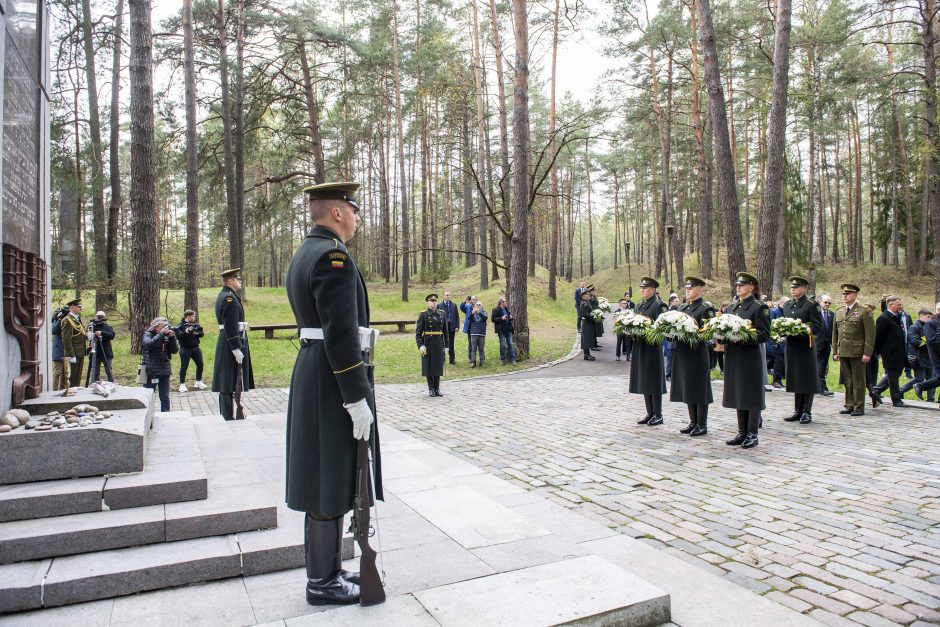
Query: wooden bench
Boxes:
[{"xmin": 251, "ymin": 320, "xmax": 415, "ymax": 339}]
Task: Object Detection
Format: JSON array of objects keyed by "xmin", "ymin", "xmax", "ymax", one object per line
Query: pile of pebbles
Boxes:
[{"xmin": 0, "ymin": 405, "xmax": 114, "ymax": 434}]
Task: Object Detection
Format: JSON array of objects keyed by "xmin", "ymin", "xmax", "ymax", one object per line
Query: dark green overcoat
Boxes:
[
  {"xmin": 670, "ymin": 299, "xmax": 715, "ymax": 404},
  {"xmin": 629, "ymin": 296, "xmax": 668, "ymax": 395},
  {"xmin": 783, "ymin": 295, "xmax": 823, "ymax": 394},
  {"xmin": 211, "ymin": 287, "xmax": 255, "ymax": 393},
  {"xmin": 416, "ymin": 308, "xmax": 447, "ymax": 376},
  {"xmin": 285, "ymin": 225, "xmax": 383, "ymax": 517},
  {"xmin": 580, "ymin": 301, "xmax": 596, "ymax": 350},
  {"xmin": 722, "ymin": 295, "xmax": 771, "ymax": 411}
]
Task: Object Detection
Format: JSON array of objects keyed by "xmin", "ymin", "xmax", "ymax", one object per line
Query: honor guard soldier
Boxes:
[
  {"xmin": 632, "ymin": 277, "xmax": 668, "ymax": 425},
  {"xmin": 416, "ymin": 293, "xmax": 448, "ymax": 396},
  {"xmin": 832, "ymin": 283, "xmax": 875, "ymax": 416},
  {"xmin": 782, "ymin": 276, "xmax": 824, "ymax": 424},
  {"xmin": 285, "ymin": 182, "xmax": 383, "ymax": 606},
  {"xmin": 724, "ymin": 272, "xmax": 771, "ymax": 449},
  {"xmin": 580, "ymin": 288, "xmax": 597, "ymax": 360},
  {"xmin": 60, "ymin": 298, "xmax": 86, "ymax": 388},
  {"xmin": 672, "ymin": 277, "xmax": 716, "ymax": 436},
  {"xmin": 211, "ymin": 269, "xmax": 255, "ymax": 420}
]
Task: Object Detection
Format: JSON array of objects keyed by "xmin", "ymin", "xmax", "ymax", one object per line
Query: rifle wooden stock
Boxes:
[
  {"xmin": 234, "ymin": 362, "xmax": 246, "ymax": 420},
  {"xmin": 353, "ymin": 438, "xmax": 385, "ymax": 606}
]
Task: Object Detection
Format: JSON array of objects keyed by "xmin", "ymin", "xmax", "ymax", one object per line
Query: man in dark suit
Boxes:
[
  {"xmin": 872, "ymin": 295, "xmax": 910, "ymax": 407},
  {"xmin": 438, "ymin": 291, "xmax": 460, "ymax": 365},
  {"xmin": 815, "ymin": 294, "xmax": 835, "ymax": 395}
]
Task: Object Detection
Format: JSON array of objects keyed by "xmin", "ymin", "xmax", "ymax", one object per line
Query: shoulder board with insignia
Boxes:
[{"xmin": 225, "ymin": 296, "xmax": 234, "ymax": 302}]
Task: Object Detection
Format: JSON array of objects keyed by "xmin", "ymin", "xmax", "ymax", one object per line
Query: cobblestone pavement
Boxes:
[{"xmin": 177, "ymin": 364, "xmax": 940, "ymax": 626}]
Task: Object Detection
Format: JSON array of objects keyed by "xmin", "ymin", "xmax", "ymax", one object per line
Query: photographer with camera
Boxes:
[
  {"xmin": 175, "ymin": 309, "xmax": 207, "ymax": 392},
  {"xmin": 50, "ymin": 305, "xmax": 70, "ymax": 390},
  {"xmin": 142, "ymin": 317, "xmax": 179, "ymax": 412},
  {"xmin": 88, "ymin": 311, "xmax": 116, "ymax": 383},
  {"xmin": 460, "ymin": 295, "xmax": 478, "ymax": 363}
]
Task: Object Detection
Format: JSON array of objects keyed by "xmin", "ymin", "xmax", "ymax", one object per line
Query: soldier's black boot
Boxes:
[
  {"xmin": 680, "ymin": 405, "xmax": 696, "ymax": 434},
  {"xmin": 219, "ymin": 393, "xmax": 234, "ymax": 421},
  {"xmin": 583, "ymin": 350, "xmax": 595, "ymax": 361},
  {"xmin": 637, "ymin": 396, "xmax": 653, "ymax": 424},
  {"xmin": 434, "ymin": 376, "xmax": 444, "ymax": 397},
  {"xmin": 334, "ymin": 517, "xmax": 359, "ymax": 585},
  {"xmin": 741, "ymin": 432, "xmax": 759, "ymax": 448},
  {"xmin": 427, "ymin": 377, "xmax": 436, "ymax": 397},
  {"xmin": 784, "ymin": 395, "xmax": 802, "ymax": 421},
  {"xmin": 690, "ymin": 405, "xmax": 708, "ymax": 436},
  {"xmin": 741, "ymin": 411, "xmax": 760, "ymax": 448},
  {"xmin": 647, "ymin": 395, "xmax": 664, "ymax": 426},
  {"xmin": 304, "ymin": 516, "xmax": 359, "ymax": 605},
  {"xmin": 800, "ymin": 394, "xmax": 813, "ymax": 423},
  {"xmin": 726, "ymin": 411, "xmax": 747, "ymax": 445}
]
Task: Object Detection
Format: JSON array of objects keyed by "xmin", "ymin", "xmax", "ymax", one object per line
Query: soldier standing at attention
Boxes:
[
  {"xmin": 632, "ymin": 277, "xmax": 668, "ymax": 426},
  {"xmin": 580, "ymin": 289, "xmax": 597, "ymax": 360},
  {"xmin": 723, "ymin": 272, "xmax": 771, "ymax": 449},
  {"xmin": 285, "ymin": 181, "xmax": 382, "ymax": 605},
  {"xmin": 212, "ymin": 269, "xmax": 255, "ymax": 420},
  {"xmin": 782, "ymin": 276, "xmax": 824, "ymax": 424},
  {"xmin": 672, "ymin": 277, "xmax": 715, "ymax": 437},
  {"xmin": 60, "ymin": 299, "xmax": 86, "ymax": 388},
  {"xmin": 416, "ymin": 293, "xmax": 448, "ymax": 397},
  {"xmin": 832, "ymin": 283, "xmax": 875, "ymax": 417}
]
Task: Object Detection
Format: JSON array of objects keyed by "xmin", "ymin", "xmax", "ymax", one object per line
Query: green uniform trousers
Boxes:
[{"xmin": 840, "ymin": 357, "xmax": 867, "ymax": 411}]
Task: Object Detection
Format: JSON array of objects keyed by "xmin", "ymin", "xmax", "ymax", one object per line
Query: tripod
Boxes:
[{"xmin": 84, "ymin": 336, "xmax": 113, "ymax": 386}]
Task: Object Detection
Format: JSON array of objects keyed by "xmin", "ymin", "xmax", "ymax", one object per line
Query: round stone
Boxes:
[
  {"xmin": 34, "ymin": 425, "xmax": 52, "ymax": 431},
  {"xmin": 8, "ymin": 409, "xmax": 30, "ymax": 422},
  {"xmin": 64, "ymin": 409, "xmax": 78, "ymax": 416},
  {"xmin": 46, "ymin": 411, "xmax": 60, "ymax": 417},
  {"xmin": 66, "ymin": 416, "xmax": 79, "ymax": 424},
  {"xmin": 52, "ymin": 417, "xmax": 66, "ymax": 427},
  {"xmin": 0, "ymin": 425, "xmax": 11, "ymax": 433},
  {"xmin": 25, "ymin": 420, "xmax": 41, "ymax": 430},
  {"xmin": 1, "ymin": 414, "xmax": 20, "ymax": 429}
]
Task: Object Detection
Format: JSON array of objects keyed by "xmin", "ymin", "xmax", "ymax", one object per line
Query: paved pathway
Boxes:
[{"xmin": 177, "ymin": 327, "xmax": 940, "ymax": 626}]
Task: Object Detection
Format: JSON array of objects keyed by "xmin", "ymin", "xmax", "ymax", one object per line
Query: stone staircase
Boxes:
[{"xmin": 0, "ymin": 399, "xmax": 322, "ymax": 614}]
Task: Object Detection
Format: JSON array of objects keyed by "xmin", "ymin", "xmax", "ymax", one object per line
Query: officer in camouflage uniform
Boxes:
[
  {"xmin": 416, "ymin": 293, "xmax": 448, "ymax": 397},
  {"xmin": 782, "ymin": 276, "xmax": 824, "ymax": 424},
  {"xmin": 212, "ymin": 269, "xmax": 254, "ymax": 420},
  {"xmin": 832, "ymin": 283, "xmax": 875, "ymax": 416},
  {"xmin": 672, "ymin": 277, "xmax": 715, "ymax": 437},
  {"xmin": 60, "ymin": 298, "xmax": 86, "ymax": 388},
  {"xmin": 285, "ymin": 181, "xmax": 383, "ymax": 606},
  {"xmin": 723, "ymin": 272, "xmax": 771, "ymax": 449},
  {"xmin": 632, "ymin": 277, "xmax": 668, "ymax": 426}
]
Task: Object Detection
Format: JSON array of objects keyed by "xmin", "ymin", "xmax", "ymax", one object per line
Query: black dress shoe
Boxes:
[
  {"xmin": 584, "ymin": 355, "xmax": 596, "ymax": 361},
  {"xmin": 435, "ymin": 388, "xmax": 444, "ymax": 397},
  {"xmin": 893, "ymin": 400, "xmax": 907, "ymax": 408},
  {"xmin": 850, "ymin": 409, "xmax": 864, "ymax": 416},
  {"xmin": 870, "ymin": 394, "xmax": 882, "ymax": 408},
  {"xmin": 741, "ymin": 433, "xmax": 759, "ymax": 449},
  {"xmin": 726, "ymin": 432, "xmax": 746, "ymax": 446},
  {"xmin": 306, "ymin": 572, "xmax": 360, "ymax": 605},
  {"xmin": 913, "ymin": 384, "xmax": 924, "ymax": 400},
  {"xmin": 689, "ymin": 424, "xmax": 708, "ymax": 436},
  {"xmin": 647, "ymin": 414, "xmax": 663, "ymax": 426},
  {"xmin": 637, "ymin": 415, "xmax": 652, "ymax": 425},
  {"xmin": 428, "ymin": 390, "xmax": 436, "ymax": 397},
  {"xmin": 783, "ymin": 413, "xmax": 801, "ymax": 422},
  {"xmin": 820, "ymin": 390, "xmax": 834, "ymax": 396},
  {"xmin": 679, "ymin": 422, "xmax": 695, "ymax": 434},
  {"xmin": 799, "ymin": 413, "xmax": 812, "ymax": 424},
  {"xmin": 839, "ymin": 408, "xmax": 853, "ymax": 414}
]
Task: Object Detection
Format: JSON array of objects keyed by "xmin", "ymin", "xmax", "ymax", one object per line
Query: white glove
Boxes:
[
  {"xmin": 238, "ymin": 322, "xmax": 247, "ymax": 332},
  {"xmin": 70, "ymin": 357, "xmax": 77, "ymax": 364},
  {"xmin": 420, "ymin": 345, "xmax": 428, "ymax": 356},
  {"xmin": 231, "ymin": 348, "xmax": 244, "ymax": 364},
  {"xmin": 344, "ymin": 398, "xmax": 374, "ymax": 440}
]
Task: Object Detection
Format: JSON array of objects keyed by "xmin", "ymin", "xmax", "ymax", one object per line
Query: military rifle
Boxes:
[{"xmin": 352, "ymin": 328, "xmax": 385, "ymax": 606}]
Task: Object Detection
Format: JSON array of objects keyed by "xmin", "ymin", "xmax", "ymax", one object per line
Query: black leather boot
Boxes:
[
  {"xmin": 726, "ymin": 411, "xmax": 747, "ymax": 445},
  {"xmin": 646, "ymin": 396, "xmax": 663, "ymax": 425},
  {"xmin": 637, "ymin": 395, "xmax": 653, "ymax": 424},
  {"xmin": 690, "ymin": 405, "xmax": 708, "ymax": 436},
  {"xmin": 741, "ymin": 432, "xmax": 759, "ymax": 448},
  {"xmin": 304, "ymin": 515, "xmax": 359, "ymax": 605},
  {"xmin": 335, "ymin": 517, "xmax": 359, "ymax": 585},
  {"xmin": 679, "ymin": 406, "xmax": 696, "ymax": 434}
]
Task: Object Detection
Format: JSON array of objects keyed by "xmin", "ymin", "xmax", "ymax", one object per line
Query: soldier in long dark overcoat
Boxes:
[
  {"xmin": 580, "ymin": 291, "xmax": 597, "ymax": 360},
  {"xmin": 631, "ymin": 277, "xmax": 668, "ymax": 425},
  {"xmin": 416, "ymin": 293, "xmax": 448, "ymax": 396},
  {"xmin": 285, "ymin": 182, "xmax": 383, "ymax": 606},
  {"xmin": 723, "ymin": 272, "xmax": 771, "ymax": 449},
  {"xmin": 589, "ymin": 288, "xmax": 604, "ymax": 342},
  {"xmin": 211, "ymin": 270, "xmax": 255, "ymax": 420},
  {"xmin": 782, "ymin": 276, "xmax": 824, "ymax": 424},
  {"xmin": 672, "ymin": 277, "xmax": 715, "ymax": 437}
]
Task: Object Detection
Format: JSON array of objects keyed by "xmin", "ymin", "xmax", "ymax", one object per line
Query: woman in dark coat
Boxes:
[
  {"xmin": 723, "ymin": 273, "xmax": 771, "ymax": 449},
  {"xmin": 580, "ymin": 291, "xmax": 597, "ymax": 360},
  {"xmin": 671, "ymin": 277, "xmax": 715, "ymax": 437},
  {"xmin": 142, "ymin": 317, "xmax": 179, "ymax": 412},
  {"xmin": 631, "ymin": 277, "xmax": 668, "ymax": 425},
  {"xmin": 416, "ymin": 293, "xmax": 448, "ymax": 397}
]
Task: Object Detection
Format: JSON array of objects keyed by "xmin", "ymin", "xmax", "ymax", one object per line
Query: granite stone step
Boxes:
[{"xmin": 0, "ymin": 483, "xmax": 276, "ymax": 564}]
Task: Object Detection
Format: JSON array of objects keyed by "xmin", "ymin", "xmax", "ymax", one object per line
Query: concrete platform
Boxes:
[{"xmin": 1, "ymin": 387, "xmax": 156, "ymax": 484}]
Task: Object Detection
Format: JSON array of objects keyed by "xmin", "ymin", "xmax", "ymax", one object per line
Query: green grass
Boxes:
[{"xmin": 53, "ymin": 264, "xmax": 577, "ymax": 387}]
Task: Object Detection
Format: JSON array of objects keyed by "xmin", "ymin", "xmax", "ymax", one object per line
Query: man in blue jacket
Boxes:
[
  {"xmin": 438, "ymin": 291, "xmax": 460, "ymax": 365},
  {"xmin": 460, "ymin": 295, "xmax": 478, "ymax": 362}
]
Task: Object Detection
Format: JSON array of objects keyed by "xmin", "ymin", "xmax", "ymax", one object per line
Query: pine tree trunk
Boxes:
[
  {"xmin": 298, "ymin": 40, "xmax": 326, "ymax": 183},
  {"xmin": 508, "ymin": 0, "xmax": 530, "ymax": 359},
  {"xmin": 470, "ymin": 0, "xmax": 489, "ymax": 289},
  {"xmin": 755, "ymin": 0, "xmax": 791, "ymax": 298},
  {"xmin": 690, "ymin": 0, "xmax": 713, "ymax": 279},
  {"xmin": 183, "ymin": 0, "xmax": 199, "ymax": 311},
  {"xmin": 695, "ymin": 0, "xmax": 746, "ymax": 285},
  {"xmin": 107, "ymin": 0, "xmax": 124, "ymax": 309},
  {"xmin": 547, "ymin": 0, "xmax": 560, "ymax": 299},
  {"xmin": 217, "ymin": 0, "xmax": 238, "ymax": 273},
  {"xmin": 921, "ymin": 0, "xmax": 940, "ymax": 295},
  {"xmin": 233, "ymin": 0, "xmax": 246, "ymax": 282},
  {"xmin": 129, "ymin": 0, "xmax": 157, "ymax": 353},
  {"xmin": 391, "ymin": 0, "xmax": 409, "ymax": 300}
]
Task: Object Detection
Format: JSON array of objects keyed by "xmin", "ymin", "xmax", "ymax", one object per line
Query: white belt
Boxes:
[
  {"xmin": 300, "ymin": 326, "xmax": 378, "ymax": 351},
  {"xmin": 219, "ymin": 322, "xmax": 248, "ymax": 331}
]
